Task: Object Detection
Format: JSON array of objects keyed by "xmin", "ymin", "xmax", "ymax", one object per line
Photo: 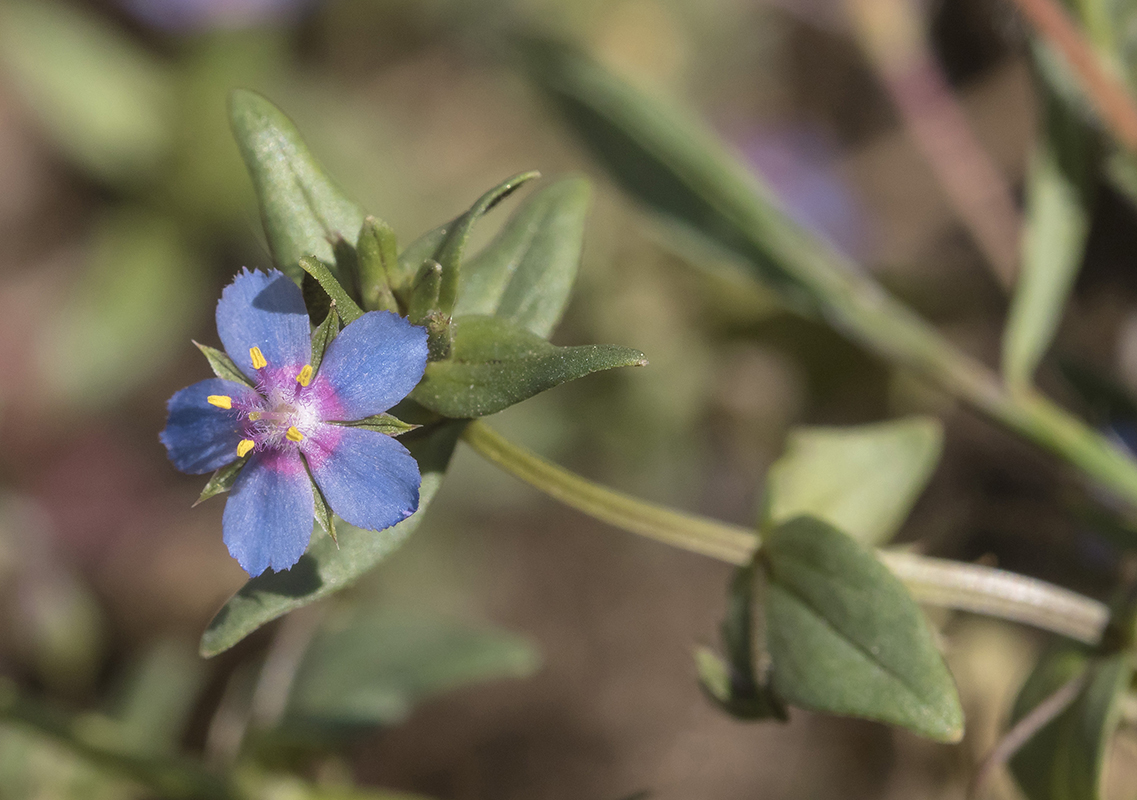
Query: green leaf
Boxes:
[
  {"xmin": 199, "ymin": 422, "xmax": 465, "ymax": 657},
  {"xmin": 435, "ymin": 172, "xmax": 540, "ymax": 316},
  {"xmin": 406, "ymin": 260, "xmax": 443, "ymax": 324},
  {"xmin": 309, "ymin": 306, "xmax": 340, "ymax": 375},
  {"xmin": 763, "ymin": 417, "xmax": 942, "ymax": 546},
  {"xmin": 395, "ymin": 225, "xmax": 446, "ymax": 301},
  {"xmin": 1003, "ymin": 88, "xmax": 1097, "ymax": 388},
  {"xmin": 411, "ymin": 316, "xmax": 647, "ymax": 418},
  {"xmin": 193, "ymin": 342, "xmax": 253, "ymax": 387},
  {"xmin": 762, "ymin": 516, "xmax": 964, "ymax": 741},
  {"xmin": 279, "ymin": 609, "xmax": 539, "ymax": 735},
  {"xmin": 332, "ymin": 414, "xmax": 419, "ymax": 436},
  {"xmin": 1010, "ymin": 647, "xmax": 1133, "ymax": 800},
  {"xmin": 194, "ymin": 460, "xmax": 246, "ymax": 507},
  {"xmin": 298, "ymin": 256, "xmax": 364, "ymax": 324},
  {"xmin": 229, "ymin": 90, "xmax": 365, "ymax": 279},
  {"xmin": 0, "ymin": 0, "xmax": 173, "ymax": 186},
  {"xmin": 357, "ymin": 217, "xmax": 401, "ymax": 313},
  {"xmin": 456, "ymin": 176, "xmax": 591, "ymax": 339},
  {"xmin": 113, "ymin": 640, "xmax": 207, "ymax": 757}
]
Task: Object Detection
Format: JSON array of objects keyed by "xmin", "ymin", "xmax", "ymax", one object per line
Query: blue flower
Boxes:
[{"xmin": 161, "ymin": 269, "xmax": 429, "ymax": 577}]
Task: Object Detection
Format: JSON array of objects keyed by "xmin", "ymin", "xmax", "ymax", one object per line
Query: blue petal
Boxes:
[
  {"xmin": 222, "ymin": 449, "xmax": 314, "ymax": 576},
  {"xmin": 308, "ymin": 425, "xmax": 420, "ymax": 531},
  {"xmin": 160, "ymin": 379, "xmax": 260, "ymax": 474},
  {"xmin": 317, "ymin": 311, "xmax": 428, "ymax": 419},
  {"xmin": 216, "ymin": 268, "xmax": 311, "ymax": 379}
]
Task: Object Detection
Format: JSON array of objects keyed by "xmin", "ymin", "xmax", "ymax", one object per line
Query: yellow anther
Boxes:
[
  {"xmin": 285, "ymin": 426, "xmax": 304, "ymax": 443},
  {"xmin": 237, "ymin": 439, "xmax": 255, "ymax": 458},
  {"xmin": 249, "ymin": 346, "xmax": 268, "ymax": 370},
  {"xmin": 296, "ymin": 364, "xmax": 313, "ymax": 387},
  {"xmin": 248, "ymin": 411, "xmax": 262, "ymax": 421},
  {"xmin": 206, "ymin": 395, "xmax": 232, "ymax": 410}
]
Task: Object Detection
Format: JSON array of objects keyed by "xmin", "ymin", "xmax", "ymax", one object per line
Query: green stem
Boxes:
[{"xmin": 463, "ymin": 420, "xmax": 1110, "ymax": 645}]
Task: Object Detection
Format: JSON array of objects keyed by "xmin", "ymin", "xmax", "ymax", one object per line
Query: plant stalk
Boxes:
[{"xmin": 463, "ymin": 420, "xmax": 1110, "ymax": 645}]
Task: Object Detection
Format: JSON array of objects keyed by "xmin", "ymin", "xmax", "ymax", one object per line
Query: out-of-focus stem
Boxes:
[
  {"xmin": 463, "ymin": 421, "xmax": 1110, "ymax": 644},
  {"xmin": 1005, "ymin": 0, "xmax": 1137, "ymax": 152},
  {"xmin": 847, "ymin": 0, "xmax": 1021, "ymax": 287}
]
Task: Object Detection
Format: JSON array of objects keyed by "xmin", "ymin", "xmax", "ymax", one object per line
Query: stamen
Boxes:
[
  {"xmin": 296, "ymin": 364, "xmax": 313, "ymax": 387},
  {"xmin": 248, "ymin": 411, "xmax": 262, "ymax": 421},
  {"xmin": 206, "ymin": 395, "xmax": 232, "ymax": 410},
  {"xmin": 249, "ymin": 346, "xmax": 268, "ymax": 370},
  {"xmin": 237, "ymin": 439, "xmax": 255, "ymax": 458},
  {"xmin": 285, "ymin": 426, "xmax": 304, "ymax": 443}
]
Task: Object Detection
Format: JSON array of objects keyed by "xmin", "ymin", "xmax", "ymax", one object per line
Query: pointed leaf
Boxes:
[
  {"xmin": 396, "ymin": 225, "xmax": 446, "ymax": 300},
  {"xmin": 195, "ymin": 460, "xmax": 246, "ymax": 507},
  {"xmin": 456, "ymin": 176, "xmax": 591, "ymax": 338},
  {"xmin": 762, "ymin": 516, "xmax": 964, "ymax": 741},
  {"xmin": 309, "ymin": 305, "xmax": 340, "ymax": 375},
  {"xmin": 298, "ymin": 256, "xmax": 363, "ymax": 324},
  {"xmin": 357, "ymin": 217, "xmax": 401, "ymax": 313},
  {"xmin": 228, "ymin": 90, "xmax": 364, "ymax": 279},
  {"xmin": 764, "ymin": 417, "xmax": 942, "ymax": 546},
  {"xmin": 411, "ymin": 316, "xmax": 647, "ymax": 418},
  {"xmin": 333, "ymin": 414, "xmax": 419, "ymax": 436},
  {"xmin": 1010, "ymin": 647, "xmax": 1133, "ymax": 800},
  {"xmin": 193, "ymin": 342, "xmax": 253, "ymax": 387},
  {"xmin": 1003, "ymin": 89, "xmax": 1097, "ymax": 388},
  {"xmin": 407, "ymin": 260, "xmax": 443, "ymax": 324},
  {"xmin": 199, "ymin": 422, "xmax": 465, "ymax": 657}
]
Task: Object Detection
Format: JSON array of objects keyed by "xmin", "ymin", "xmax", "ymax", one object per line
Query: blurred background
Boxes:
[{"xmin": 0, "ymin": 0, "xmax": 1135, "ymax": 797}]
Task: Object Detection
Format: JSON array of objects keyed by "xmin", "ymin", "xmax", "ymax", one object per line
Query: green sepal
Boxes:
[
  {"xmin": 407, "ymin": 260, "xmax": 442, "ymax": 324},
  {"xmin": 301, "ymin": 271, "xmax": 331, "ymax": 326},
  {"xmin": 357, "ymin": 216, "xmax": 401, "ymax": 313},
  {"xmin": 698, "ymin": 560, "xmax": 787, "ymax": 721},
  {"xmin": 309, "ymin": 305, "xmax": 340, "ymax": 375},
  {"xmin": 395, "ymin": 225, "xmax": 445, "ymax": 305},
  {"xmin": 298, "ymin": 255, "xmax": 363, "ymax": 324},
  {"xmin": 194, "ymin": 459, "xmax": 246, "ymax": 507},
  {"xmin": 312, "ymin": 478, "xmax": 336, "ymax": 546},
  {"xmin": 434, "ymin": 171, "xmax": 539, "ymax": 315},
  {"xmin": 228, "ymin": 90, "xmax": 364, "ymax": 279},
  {"xmin": 331, "ymin": 413, "xmax": 419, "ymax": 436},
  {"xmin": 193, "ymin": 341, "xmax": 253, "ymax": 387},
  {"xmin": 762, "ymin": 516, "xmax": 964, "ymax": 742},
  {"xmin": 411, "ymin": 315, "xmax": 647, "ymax": 418}
]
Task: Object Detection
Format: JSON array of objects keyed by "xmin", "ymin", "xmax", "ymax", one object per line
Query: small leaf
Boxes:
[
  {"xmin": 411, "ymin": 316, "xmax": 647, "ymax": 418},
  {"xmin": 407, "ymin": 260, "xmax": 443, "ymax": 324},
  {"xmin": 228, "ymin": 90, "xmax": 364, "ymax": 279},
  {"xmin": 1003, "ymin": 88, "xmax": 1097, "ymax": 388},
  {"xmin": 763, "ymin": 417, "xmax": 942, "ymax": 546},
  {"xmin": 333, "ymin": 414, "xmax": 419, "ymax": 436},
  {"xmin": 309, "ymin": 305, "xmax": 340, "ymax": 375},
  {"xmin": 279, "ymin": 609, "xmax": 540, "ymax": 735},
  {"xmin": 357, "ymin": 217, "xmax": 401, "ymax": 313},
  {"xmin": 194, "ymin": 460, "xmax": 246, "ymax": 507},
  {"xmin": 298, "ymin": 256, "xmax": 363, "ymax": 324},
  {"xmin": 310, "ymin": 478, "xmax": 336, "ymax": 546},
  {"xmin": 762, "ymin": 516, "xmax": 963, "ymax": 741},
  {"xmin": 434, "ymin": 172, "xmax": 541, "ymax": 316},
  {"xmin": 1010, "ymin": 647, "xmax": 1133, "ymax": 800},
  {"xmin": 395, "ymin": 225, "xmax": 446, "ymax": 302},
  {"xmin": 456, "ymin": 176, "xmax": 591, "ymax": 339},
  {"xmin": 200, "ymin": 422, "xmax": 465, "ymax": 657},
  {"xmin": 193, "ymin": 342, "xmax": 253, "ymax": 387}
]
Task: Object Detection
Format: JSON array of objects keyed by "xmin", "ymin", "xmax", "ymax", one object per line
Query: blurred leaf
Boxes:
[
  {"xmin": 697, "ymin": 562, "xmax": 786, "ymax": 720},
  {"xmin": 195, "ymin": 460, "xmax": 245, "ymax": 507},
  {"xmin": 1003, "ymin": 89, "xmax": 1097, "ymax": 388},
  {"xmin": 411, "ymin": 316, "xmax": 646, "ymax": 418},
  {"xmin": 763, "ymin": 417, "xmax": 942, "ymax": 546},
  {"xmin": 762, "ymin": 516, "xmax": 963, "ymax": 741},
  {"xmin": 357, "ymin": 217, "xmax": 401, "ymax": 313},
  {"xmin": 1010, "ymin": 647, "xmax": 1132, "ymax": 800},
  {"xmin": 238, "ymin": 769, "xmax": 434, "ymax": 800},
  {"xmin": 112, "ymin": 640, "xmax": 206, "ymax": 757},
  {"xmin": 200, "ymin": 423, "xmax": 466, "ymax": 657},
  {"xmin": 229, "ymin": 90, "xmax": 364, "ymax": 279},
  {"xmin": 0, "ymin": 0, "xmax": 173, "ymax": 185},
  {"xmin": 279, "ymin": 609, "xmax": 539, "ymax": 736},
  {"xmin": 456, "ymin": 176, "xmax": 591, "ymax": 339},
  {"xmin": 298, "ymin": 256, "xmax": 363, "ymax": 324},
  {"xmin": 193, "ymin": 342, "xmax": 253, "ymax": 387},
  {"xmin": 434, "ymin": 172, "xmax": 540, "ymax": 316},
  {"xmin": 520, "ymin": 38, "xmax": 824, "ymax": 310},
  {"xmin": 39, "ymin": 210, "xmax": 204, "ymax": 409}
]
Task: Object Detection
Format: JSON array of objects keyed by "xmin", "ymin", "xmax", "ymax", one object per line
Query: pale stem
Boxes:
[{"xmin": 463, "ymin": 420, "xmax": 1110, "ymax": 646}]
